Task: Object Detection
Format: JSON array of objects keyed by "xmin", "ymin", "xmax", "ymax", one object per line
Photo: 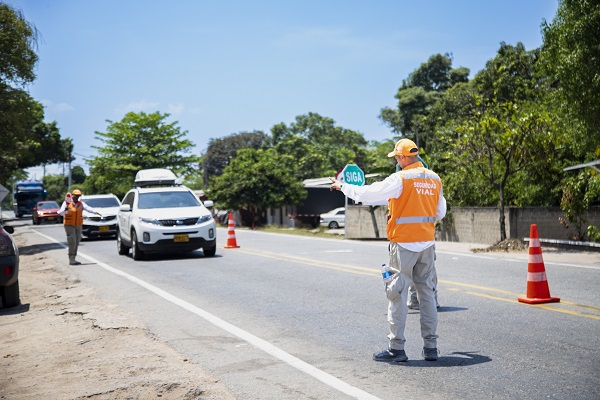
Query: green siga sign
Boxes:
[{"xmin": 342, "ymin": 164, "xmax": 365, "ymax": 186}]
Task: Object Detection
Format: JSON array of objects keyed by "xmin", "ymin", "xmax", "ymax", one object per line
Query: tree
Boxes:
[
  {"xmin": 0, "ymin": 4, "xmax": 70, "ymax": 183},
  {"xmin": 454, "ymin": 100, "xmax": 553, "ymax": 241},
  {"xmin": 431, "ymin": 43, "xmax": 560, "ymax": 241},
  {"xmin": 379, "ymin": 53, "xmax": 469, "ymax": 148},
  {"xmin": 0, "ymin": 2, "xmax": 38, "ymax": 87},
  {"xmin": 541, "ymin": 0, "xmax": 600, "ymax": 139},
  {"xmin": 209, "ymin": 148, "xmax": 306, "ymax": 226},
  {"xmin": 202, "ymin": 130, "xmax": 268, "ymax": 186},
  {"xmin": 87, "ymin": 111, "xmax": 198, "ymax": 195},
  {"xmin": 271, "ymin": 112, "xmax": 368, "ymax": 179}
]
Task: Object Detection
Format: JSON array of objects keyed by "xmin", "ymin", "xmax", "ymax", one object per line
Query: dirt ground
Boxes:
[{"xmin": 0, "ymin": 229, "xmax": 236, "ymax": 400}]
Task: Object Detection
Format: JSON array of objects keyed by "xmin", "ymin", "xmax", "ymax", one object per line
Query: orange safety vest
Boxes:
[
  {"xmin": 63, "ymin": 201, "xmax": 84, "ymax": 226},
  {"xmin": 387, "ymin": 162, "xmax": 442, "ymax": 243}
]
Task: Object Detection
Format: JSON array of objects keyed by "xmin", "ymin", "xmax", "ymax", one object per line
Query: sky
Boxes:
[{"xmin": 8, "ymin": 0, "xmax": 559, "ymax": 179}]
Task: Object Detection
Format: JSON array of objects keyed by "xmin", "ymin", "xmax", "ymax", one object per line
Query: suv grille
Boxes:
[
  {"xmin": 89, "ymin": 215, "xmax": 116, "ymax": 222},
  {"xmin": 159, "ymin": 218, "xmax": 198, "ymax": 226}
]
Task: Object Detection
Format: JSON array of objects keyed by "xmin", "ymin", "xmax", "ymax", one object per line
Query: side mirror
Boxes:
[
  {"xmin": 3, "ymin": 226, "xmax": 15, "ymax": 234},
  {"xmin": 203, "ymin": 200, "xmax": 213, "ymax": 208},
  {"xmin": 119, "ymin": 204, "xmax": 131, "ymax": 212}
]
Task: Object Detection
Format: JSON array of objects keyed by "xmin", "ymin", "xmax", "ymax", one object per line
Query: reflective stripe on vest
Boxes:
[{"xmin": 395, "ymin": 216, "xmax": 437, "ymax": 224}]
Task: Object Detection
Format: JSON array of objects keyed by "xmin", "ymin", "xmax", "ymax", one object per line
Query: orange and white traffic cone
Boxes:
[
  {"xmin": 518, "ymin": 224, "xmax": 560, "ymax": 304},
  {"xmin": 224, "ymin": 212, "xmax": 240, "ymax": 249}
]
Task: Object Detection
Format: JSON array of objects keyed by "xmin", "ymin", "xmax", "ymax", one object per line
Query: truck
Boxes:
[{"xmin": 13, "ymin": 180, "xmax": 47, "ymax": 218}]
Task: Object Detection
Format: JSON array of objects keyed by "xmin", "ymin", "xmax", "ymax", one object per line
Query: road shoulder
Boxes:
[{"xmin": 0, "ymin": 227, "xmax": 236, "ymax": 400}]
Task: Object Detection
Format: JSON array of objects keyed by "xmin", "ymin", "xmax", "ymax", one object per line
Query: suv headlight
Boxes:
[
  {"xmin": 139, "ymin": 217, "xmax": 162, "ymax": 226},
  {"xmin": 197, "ymin": 215, "xmax": 213, "ymax": 224}
]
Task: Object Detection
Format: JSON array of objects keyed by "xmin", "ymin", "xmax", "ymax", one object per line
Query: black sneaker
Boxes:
[
  {"xmin": 422, "ymin": 347, "xmax": 439, "ymax": 361},
  {"xmin": 373, "ymin": 348, "xmax": 408, "ymax": 362}
]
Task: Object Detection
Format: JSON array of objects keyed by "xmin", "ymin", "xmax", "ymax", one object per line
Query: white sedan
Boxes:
[{"xmin": 319, "ymin": 207, "xmax": 345, "ymax": 229}]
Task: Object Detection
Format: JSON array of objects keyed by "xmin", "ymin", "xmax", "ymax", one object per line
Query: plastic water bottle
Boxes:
[{"xmin": 381, "ymin": 263, "xmax": 394, "ymax": 284}]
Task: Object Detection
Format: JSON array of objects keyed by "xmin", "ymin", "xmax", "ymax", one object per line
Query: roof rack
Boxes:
[{"xmin": 134, "ymin": 168, "xmax": 179, "ymax": 187}]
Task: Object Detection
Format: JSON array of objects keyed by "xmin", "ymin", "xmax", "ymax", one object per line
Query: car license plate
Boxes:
[
  {"xmin": 47, "ymin": 217, "xmax": 54, "ymax": 220},
  {"xmin": 99, "ymin": 226, "xmax": 109, "ymax": 232},
  {"xmin": 174, "ymin": 234, "xmax": 189, "ymax": 242}
]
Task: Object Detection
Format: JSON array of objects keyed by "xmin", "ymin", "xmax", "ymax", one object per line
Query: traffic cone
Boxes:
[
  {"xmin": 224, "ymin": 212, "xmax": 240, "ymax": 249},
  {"xmin": 518, "ymin": 224, "xmax": 560, "ymax": 304}
]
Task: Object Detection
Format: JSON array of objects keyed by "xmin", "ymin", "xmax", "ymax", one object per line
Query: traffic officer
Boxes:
[
  {"xmin": 330, "ymin": 138, "xmax": 446, "ymax": 362},
  {"xmin": 58, "ymin": 189, "xmax": 101, "ymax": 265}
]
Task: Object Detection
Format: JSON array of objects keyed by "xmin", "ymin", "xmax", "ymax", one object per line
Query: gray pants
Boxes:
[
  {"xmin": 408, "ymin": 266, "xmax": 439, "ymax": 307},
  {"xmin": 386, "ymin": 243, "xmax": 438, "ymax": 350},
  {"xmin": 64, "ymin": 225, "xmax": 82, "ymax": 258}
]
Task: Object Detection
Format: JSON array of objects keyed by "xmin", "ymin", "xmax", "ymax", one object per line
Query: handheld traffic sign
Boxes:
[{"xmin": 341, "ymin": 164, "xmax": 365, "ymax": 186}]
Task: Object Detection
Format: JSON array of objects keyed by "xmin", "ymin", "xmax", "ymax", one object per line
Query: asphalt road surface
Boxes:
[{"xmin": 18, "ymin": 221, "xmax": 600, "ymax": 400}]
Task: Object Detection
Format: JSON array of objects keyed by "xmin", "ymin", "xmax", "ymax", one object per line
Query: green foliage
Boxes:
[
  {"xmin": 541, "ymin": 0, "xmax": 600, "ymax": 139},
  {"xmin": 363, "ymin": 139, "xmax": 396, "ymax": 177},
  {"xmin": 0, "ymin": 3, "xmax": 38, "ymax": 86},
  {"xmin": 202, "ymin": 131, "xmax": 268, "ymax": 186},
  {"xmin": 379, "ymin": 53, "xmax": 470, "ymax": 148},
  {"xmin": 0, "ymin": 4, "xmax": 70, "ymax": 184},
  {"xmin": 87, "ymin": 111, "xmax": 198, "ymax": 196},
  {"xmin": 209, "ymin": 148, "xmax": 306, "ymax": 221},
  {"xmin": 271, "ymin": 112, "xmax": 368, "ymax": 179},
  {"xmin": 560, "ymin": 172, "xmax": 596, "ymax": 240},
  {"xmin": 43, "ymin": 174, "xmax": 68, "ymax": 202}
]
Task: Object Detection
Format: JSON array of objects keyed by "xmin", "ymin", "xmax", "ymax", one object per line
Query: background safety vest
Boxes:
[
  {"xmin": 63, "ymin": 202, "xmax": 84, "ymax": 226},
  {"xmin": 387, "ymin": 163, "xmax": 442, "ymax": 242}
]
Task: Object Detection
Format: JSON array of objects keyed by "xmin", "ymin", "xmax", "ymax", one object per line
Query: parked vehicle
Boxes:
[
  {"xmin": 319, "ymin": 207, "xmax": 345, "ymax": 229},
  {"xmin": 0, "ymin": 224, "xmax": 19, "ymax": 308},
  {"xmin": 32, "ymin": 200, "xmax": 62, "ymax": 225},
  {"xmin": 81, "ymin": 194, "xmax": 121, "ymax": 238},
  {"xmin": 13, "ymin": 180, "xmax": 46, "ymax": 218},
  {"xmin": 116, "ymin": 169, "xmax": 217, "ymax": 260}
]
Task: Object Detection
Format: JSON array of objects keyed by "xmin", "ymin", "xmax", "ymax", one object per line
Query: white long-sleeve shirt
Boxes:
[
  {"xmin": 341, "ymin": 173, "xmax": 447, "ymax": 252},
  {"xmin": 58, "ymin": 200, "xmax": 98, "ymax": 215}
]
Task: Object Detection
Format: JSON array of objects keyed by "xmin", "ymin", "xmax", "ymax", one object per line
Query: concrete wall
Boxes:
[{"xmin": 345, "ymin": 205, "xmax": 600, "ymax": 244}]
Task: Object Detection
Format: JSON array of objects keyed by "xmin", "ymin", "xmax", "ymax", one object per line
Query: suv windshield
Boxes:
[
  {"xmin": 138, "ymin": 191, "xmax": 200, "ymax": 209},
  {"xmin": 85, "ymin": 198, "xmax": 120, "ymax": 208},
  {"xmin": 38, "ymin": 201, "xmax": 59, "ymax": 209}
]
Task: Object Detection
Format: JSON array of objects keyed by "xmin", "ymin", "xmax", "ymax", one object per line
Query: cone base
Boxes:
[
  {"xmin": 224, "ymin": 244, "xmax": 240, "ymax": 249},
  {"xmin": 518, "ymin": 296, "xmax": 560, "ymax": 304}
]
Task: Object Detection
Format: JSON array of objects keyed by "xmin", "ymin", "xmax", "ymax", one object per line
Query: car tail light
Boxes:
[
  {"xmin": 3, "ymin": 265, "xmax": 13, "ymax": 277},
  {"xmin": 0, "ymin": 235, "xmax": 15, "ymax": 256}
]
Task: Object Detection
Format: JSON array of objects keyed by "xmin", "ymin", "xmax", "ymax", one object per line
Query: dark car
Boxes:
[
  {"xmin": 32, "ymin": 200, "xmax": 62, "ymax": 225},
  {"xmin": 0, "ymin": 224, "xmax": 19, "ymax": 308}
]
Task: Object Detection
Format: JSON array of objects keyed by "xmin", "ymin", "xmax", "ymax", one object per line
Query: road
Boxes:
[{"xmin": 20, "ymin": 222, "xmax": 600, "ymax": 400}]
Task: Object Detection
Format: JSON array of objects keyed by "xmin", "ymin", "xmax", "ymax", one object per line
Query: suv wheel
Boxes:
[
  {"xmin": 0, "ymin": 280, "xmax": 20, "ymax": 308},
  {"xmin": 131, "ymin": 230, "xmax": 145, "ymax": 261},
  {"xmin": 203, "ymin": 245, "xmax": 216, "ymax": 257},
  {"xmin": 117, "ymin": 230, "xmax": 129, "ymax": 255}
]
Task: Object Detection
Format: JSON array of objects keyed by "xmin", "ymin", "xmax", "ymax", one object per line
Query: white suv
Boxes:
[
  {"xmin": 81, "ymin": 194, "xmax": 121, "ymax": 238},
  {"xmin": 116, "ymin": 169, "xmax": 216, "ymax": 260}
]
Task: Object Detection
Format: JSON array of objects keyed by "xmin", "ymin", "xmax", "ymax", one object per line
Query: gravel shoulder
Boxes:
[{"xmin": 0, "ymin": 228, "xmax": 236, "ymax": 400}]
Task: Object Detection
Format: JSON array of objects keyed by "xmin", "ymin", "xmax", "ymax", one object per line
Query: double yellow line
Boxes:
[{"xmin": 238, "ymin": 248, "xmax": 600, "ymax": 321}]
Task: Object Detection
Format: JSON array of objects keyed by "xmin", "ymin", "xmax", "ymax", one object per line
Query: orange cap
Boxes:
[{"xmin": 387, "ymin": 139, "xmax": 419, "ymax": 158}]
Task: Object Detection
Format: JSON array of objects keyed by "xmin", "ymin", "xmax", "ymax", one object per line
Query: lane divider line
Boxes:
[
  {"xmin": 30, "ymin": 229, "xmax": 382, "ymax": 400},
  {"xmin": 238, "ymin": 247, "xmax": 600, "ymax": 320}
]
